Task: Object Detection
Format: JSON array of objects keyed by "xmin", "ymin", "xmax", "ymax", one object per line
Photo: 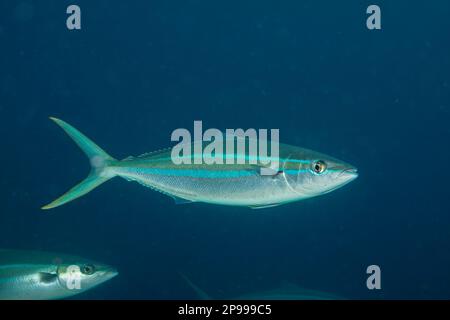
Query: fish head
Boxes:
[
  {"xmin": 56, "ymin": 259, "xmax": 118, "ymax": 295},
  {"xmin": 284, "ymin": 149, "xmax": 358, "ymax": 198}
]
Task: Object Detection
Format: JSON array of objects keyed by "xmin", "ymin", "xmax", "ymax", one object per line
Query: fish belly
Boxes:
[{"xmin": 115, "ymin": 167, "xmax": 299, "ymax": 206}]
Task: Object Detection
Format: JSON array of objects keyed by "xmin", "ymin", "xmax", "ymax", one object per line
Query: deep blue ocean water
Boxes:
[{"xmin": 0, "ymin": 1, "xmax": 449, "ymax": 299}]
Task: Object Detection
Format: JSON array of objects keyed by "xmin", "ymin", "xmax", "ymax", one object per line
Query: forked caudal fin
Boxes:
[{"xmin": 41, "ymin": 117, "xmax": 117, "ymax": 210}]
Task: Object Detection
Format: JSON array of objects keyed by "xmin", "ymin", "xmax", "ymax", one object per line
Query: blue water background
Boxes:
[{"xmin": 0, "ymin": 1, "xmax": 449, "ymax": 299}]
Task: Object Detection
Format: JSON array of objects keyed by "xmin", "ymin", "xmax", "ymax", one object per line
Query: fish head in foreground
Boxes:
[
  {"xmin": 284, "ymin": 148, "xmax": 358, "ymax": 198},
  {"xmin": 0, "ymin": 250, "xmax": 118, "ymax": 300},
  {"xmin": 56, "ymin": 260, "xmax": 118, "ymax": 297}
]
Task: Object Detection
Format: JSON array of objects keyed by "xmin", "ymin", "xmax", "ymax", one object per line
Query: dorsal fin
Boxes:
[
  {"xmin": 136, "ymin": 147, "xmax": 172, "ymax": 159},
  {"xmin": 121, "ymin": 147, "xmax": 173, "ymax": 162}
]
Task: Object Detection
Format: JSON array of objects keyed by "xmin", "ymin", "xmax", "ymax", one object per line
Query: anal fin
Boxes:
[
  {"xmin": 172, "ymin": 195, "xmax": 195, "ymax": 205},
  {"xmin": 249, "ymin": 203, "xmax": 281, "ymax": 209}
]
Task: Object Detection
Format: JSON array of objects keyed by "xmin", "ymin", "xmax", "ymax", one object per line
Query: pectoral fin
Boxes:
[{"xmin": 39, "ymin": 272, "xmax": 58, "ymax": 284}]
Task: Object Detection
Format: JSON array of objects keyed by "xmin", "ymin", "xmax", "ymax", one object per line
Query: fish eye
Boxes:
[
  {"xmin": 312, "ymin": 160, "xmax": 327, "ymax": 174},
  {"xmin": 81, "ymin": 264, "xmax": 96, "ymax": 275}
]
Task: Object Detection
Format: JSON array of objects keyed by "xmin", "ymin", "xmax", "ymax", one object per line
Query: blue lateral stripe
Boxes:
[
  {"xmin": 127, "ymin": 168, "xmax": 339, "ymax": 178},
  {"xmin": 131, "ymin": 154, "xmax": 312, "ymax": 165}
]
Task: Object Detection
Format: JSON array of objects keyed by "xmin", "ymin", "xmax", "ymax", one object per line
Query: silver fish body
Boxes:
[
  {"xmin": 42, "ymin": 118, "xmax": 358, "ymax": 210},
  {"xmin": 110, "ymin": 143, "xmax": 358, "ymax": 208}
]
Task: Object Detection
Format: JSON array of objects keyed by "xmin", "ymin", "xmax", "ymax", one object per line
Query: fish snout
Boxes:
[
  {"xmin": 338, "ymin": 167, "xmax": 358, "ymax": 182},
  {"xmin": 101, "ymin": 266, "xmax": 119, "ymax": 281}
]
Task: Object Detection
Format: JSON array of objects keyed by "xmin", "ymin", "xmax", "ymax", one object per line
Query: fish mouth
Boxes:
[
  {"xmin": 106, "ymin": 268, "xmax": 119, "ymax": 279},
  {"xmin": 344, "ymin": 168, "xmax": 358, "ymax": 176},
  {"xmin": 338, "ymin": 167, "xmax": 358, "ymax": 181},
  {"xmin": 100, "ymin": 267, "xmax": 119, "ymax": 281},
  {"xmin": 337, "ymin": 167, "xmax": 358, "ymax": 182}
]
